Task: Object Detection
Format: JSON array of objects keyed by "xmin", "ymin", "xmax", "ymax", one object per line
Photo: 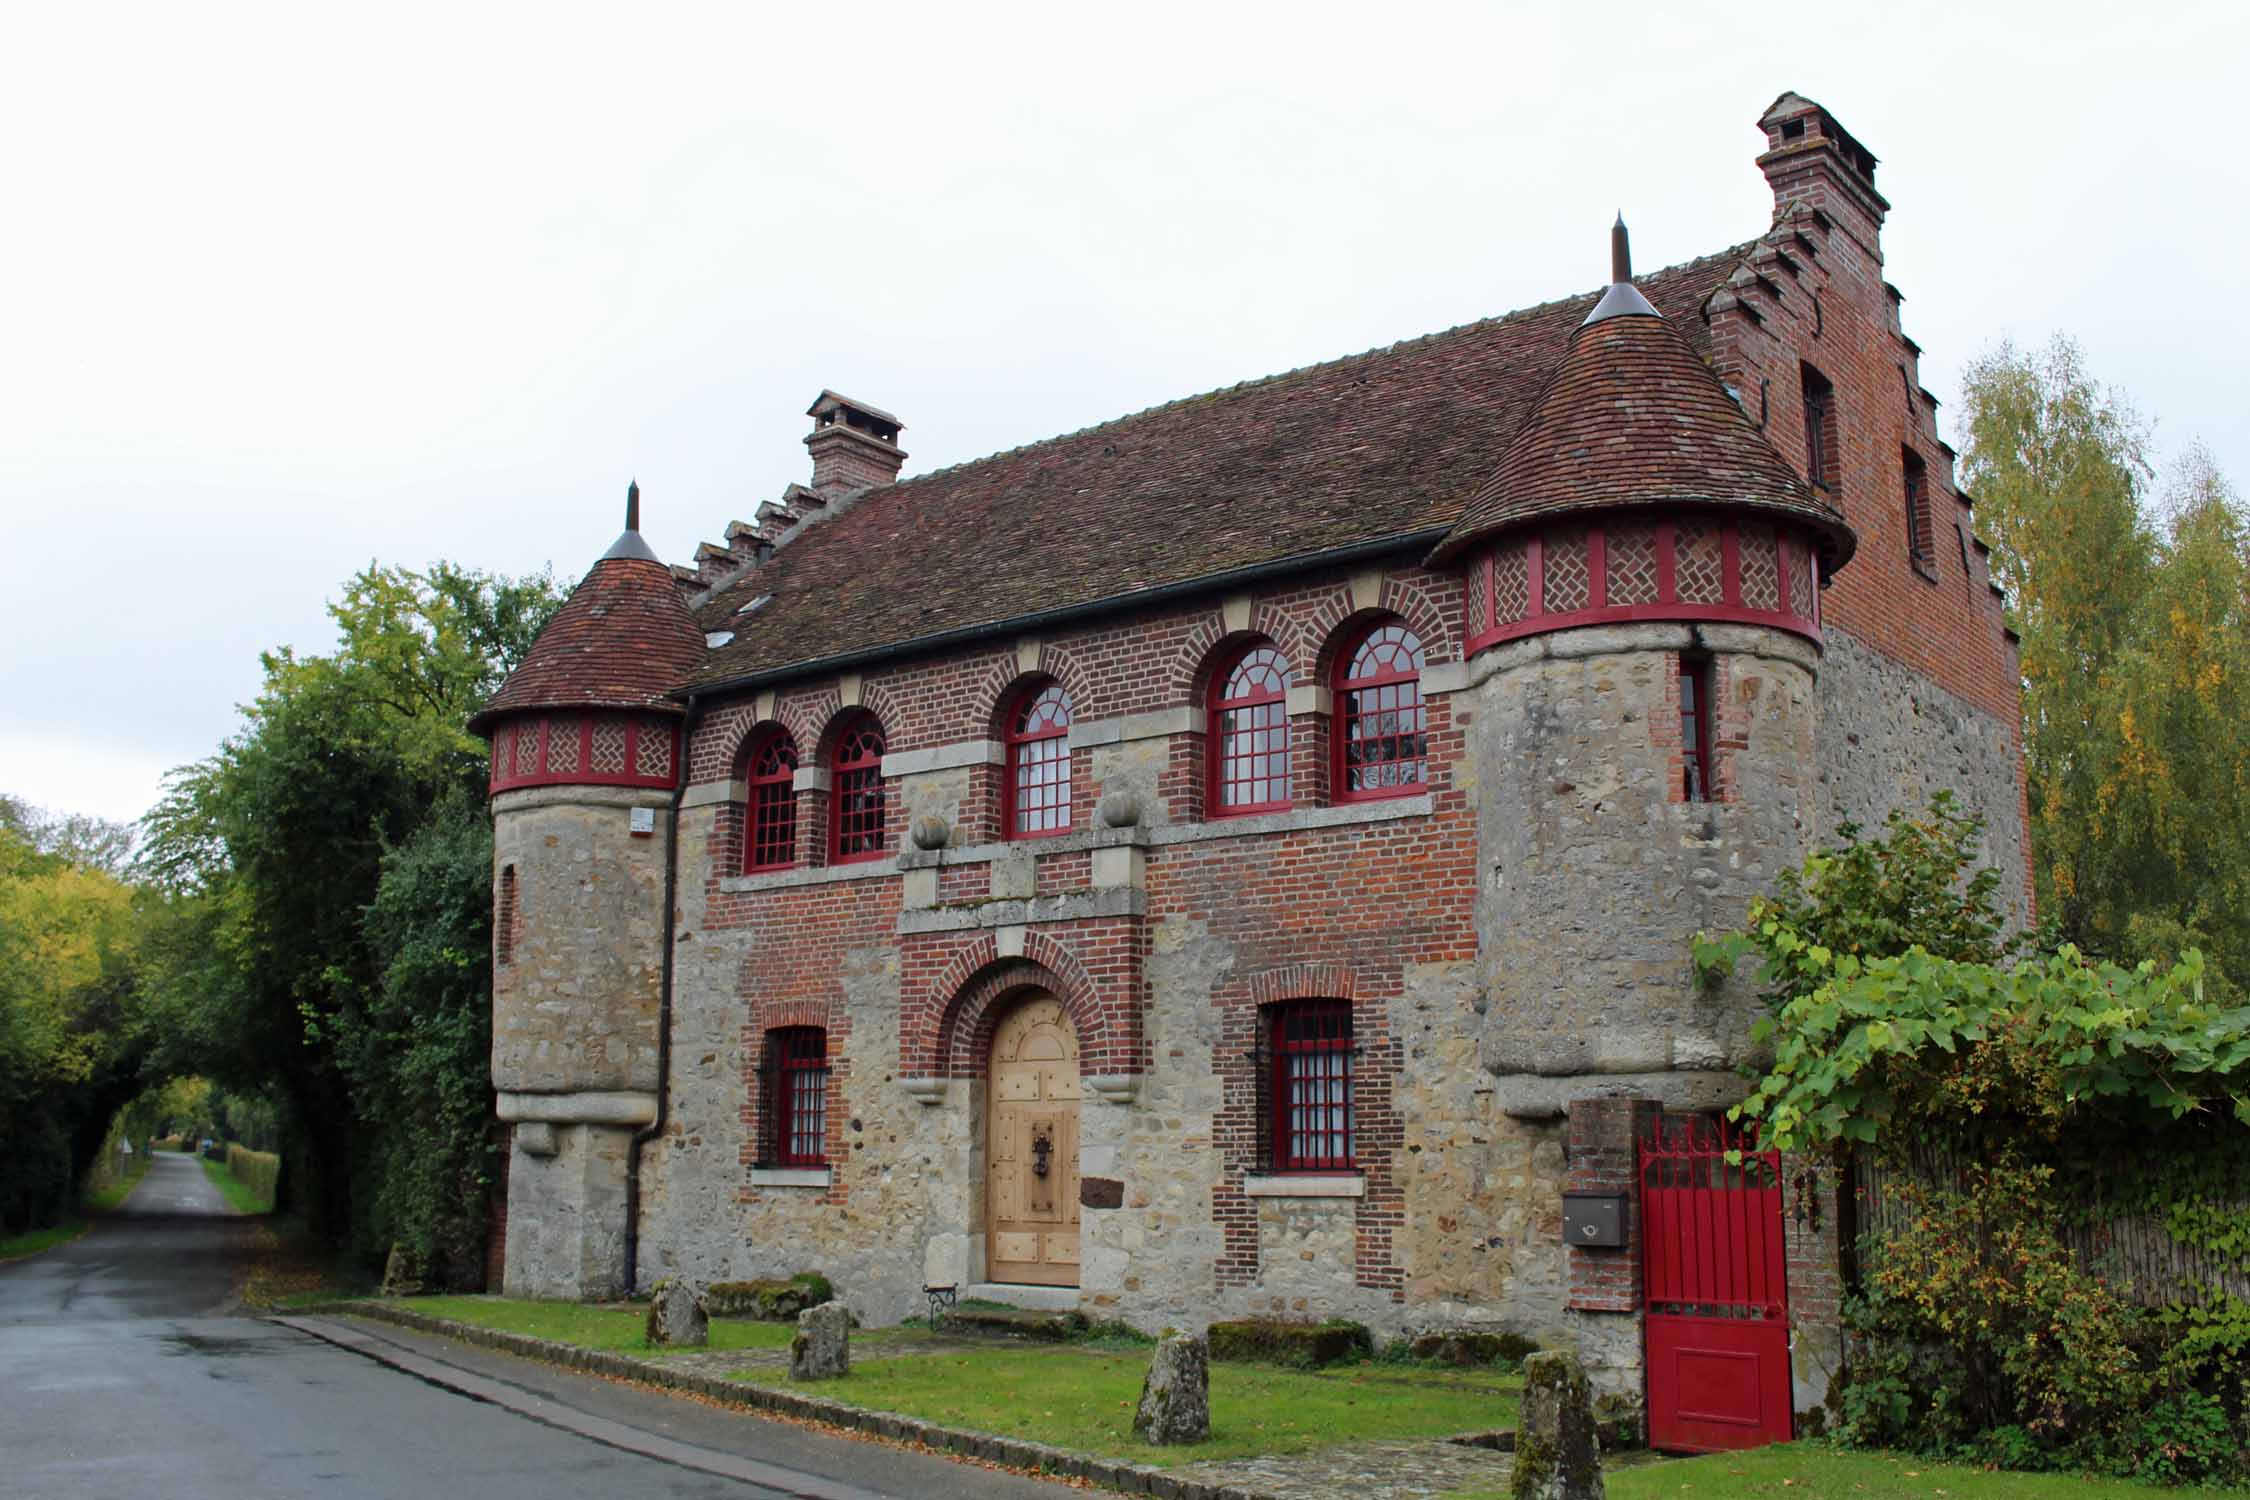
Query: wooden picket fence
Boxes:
[{"xmin": 1854, "ymin": 1146, "xmax": 2249, "ymax": 1307}]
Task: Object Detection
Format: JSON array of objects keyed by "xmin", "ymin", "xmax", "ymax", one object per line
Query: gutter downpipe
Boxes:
[{"xmin": 623, "ymin": 689, "xmax": 699, "ymax": 1295}]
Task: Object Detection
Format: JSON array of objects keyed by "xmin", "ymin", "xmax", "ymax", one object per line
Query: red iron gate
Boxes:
[{"xmin": 1639, "ymin": 1115, "xmax": 1793, "ymax": 1453}]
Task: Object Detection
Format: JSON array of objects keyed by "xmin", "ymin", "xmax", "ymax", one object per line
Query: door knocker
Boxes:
[{"xmin": 1031, "ymin": 1128, "xmax": 1053, "ymax": 1179}]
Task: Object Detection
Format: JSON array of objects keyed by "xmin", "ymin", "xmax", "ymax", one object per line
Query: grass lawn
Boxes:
[
  {"xmin": 406, "ymin": 1295, "xmax": 801, "ymax": 1354},
  {"xmin": 1448, "ymin": 1444, "xmax": 2250, "ymax": 1499},
  {"xmin": 731, "ymin": 1349, "xmax": 1522, "ymax": 1467},
  {"xmin": 1, "ymin": 1155, "xmax": 154, "ymax": 1260},
  {"xmin": 198, "ymin": 1155, "xmax": 274, "ymax": 1215},
  {"xmin": 0, "ymin": 1218, "xmax": 92, "ymax": 1261}
]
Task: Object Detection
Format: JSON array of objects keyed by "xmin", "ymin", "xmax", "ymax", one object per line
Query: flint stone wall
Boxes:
[
  {"xmin": 491, "ymin": 786, "xmax": 669, "ymax": 1097},
  {"xmin": 1471, "ymin": 625, "xmax": 1819, "ymax": 1118}
]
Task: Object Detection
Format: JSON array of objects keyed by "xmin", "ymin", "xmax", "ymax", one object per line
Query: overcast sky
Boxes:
[{"xmin": 5, "ymin": 1, "xmax": 2243, "ymax": 825}]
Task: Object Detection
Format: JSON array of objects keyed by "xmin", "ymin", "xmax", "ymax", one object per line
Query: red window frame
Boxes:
[
  {"xmin": 1209, "ymin": 643, "xmax": 1292, "ymax": 817},
  {"xmin": 768, "ymin": 1026, "xmax": 829, "ymax": 1168},
  {"xmin": 1005, "ymin": 681, "xmax": 1073, "ymax": 839},
  {"xmin": 1334, "ymin": 623, "xmax": 1427, "ymax": 801},
  {"xmin": 1271, "ymin": 1001, "xmax": 1354, "ymax": 1172},
  {"xmin": 829, "ymin": 715, "xmax": 888, "ymax": 864},
  {"xmin": 743, "ymin": 732, "xmax": 799, "ymax": 873},
  {"xmin": 1681, "ymin": 657, "xmax": 1714, "ymax": 802}
]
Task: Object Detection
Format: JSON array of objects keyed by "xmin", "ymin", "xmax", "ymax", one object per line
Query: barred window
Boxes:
[
  {"xmin": 1335, "ymin": 623, "xmax": 1426, "ymax": 800},
  {"xmin": 757, "ymin": 1027, "xmax": 829, "ymax": 1168},
  {"xmin": 496, "ymin": 866, "xmax": 517, "ymax": 967},
  {"xmin": 1210, "ymin": 643, "xmax": 1292, "ymax": 816},
  {"xmin": 1264, "ymin": 1001, "xmax": 1354, "ymax": 1172},
  {"xmin": 830, "ymin": 715, "xmax": 887, "ymax": 863},
  {"xmin": 744, "ymin": 731, "xmax": 798, "ymax": 872},
  {"xmin": 1006, "ymin": 681, "xmax": 1072, "ymax": 838}
]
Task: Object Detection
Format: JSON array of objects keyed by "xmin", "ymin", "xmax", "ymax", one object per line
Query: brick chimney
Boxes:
[
  {"xmin": 1756, "ymin": 93, "xmax": 1888, "ymax": 252},
  {"xmin": 805, "ymin": 390, "xmax": 907, "ymax": 496}
]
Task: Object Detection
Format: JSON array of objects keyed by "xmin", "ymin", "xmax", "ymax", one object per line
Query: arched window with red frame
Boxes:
[
  {"xmin": 1005, "ymin": 681, "xmax": 1073, "ymax": 838},
  {"xmin": 1334, "ymin": 622, "xmax": 1427, "ymax": 800},
  {"xmin": 743, "ymin": 730, "xmax": 799, "ymax": 872},
  {"xmin": 829, "ymin": 714, "xmax": 888, "ymax": 863},
  {"xmin": 1209, "ymin": 642, "xmax": 1292, "ymax": 816}
]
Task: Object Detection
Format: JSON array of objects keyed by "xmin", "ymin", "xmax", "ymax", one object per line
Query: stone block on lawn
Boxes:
[
  {"xmin": 645, "ymin": 1277, "xmax": 709, "ymax": 1348},
  {"xmin": 1409, "ymin": 1329, "xmax": 1542, "ymax": 1367},
  {"xmin": 1132, "ymin": 1331, "xmax": 1210, "ymax": 1445},
  {"xmin": 379, "ymin": 1244, "xmax": 423, "ymax": 1298},
  {"xmin": 790, "ymin": 1299, "xmax": 850, "ymax": 1381},
  {"xmin": 1204, "ymin": 1317, "xmax": 1372, "ymax": 1369},
  {"xmin": 947, "ymin": 1305, "xmax": 1090, "ymax": 1342},
  {"xmin": 1512, "ymin": 1350, "xmax": 1604, "ymax": 1500},
  {"xmin": 705, "ymin": 1272, "xmax": 835, "ymax": 1322}
]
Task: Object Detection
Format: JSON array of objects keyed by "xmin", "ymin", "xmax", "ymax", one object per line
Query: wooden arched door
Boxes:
[{"xmin": 985, "ymin": 995, "xmax": 1081, "ymax": 1286}]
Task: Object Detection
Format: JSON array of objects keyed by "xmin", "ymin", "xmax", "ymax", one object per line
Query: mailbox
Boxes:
[{"xmin": 1561, "ymin": 1191, "xmax": 1627, "ymax": 1247}]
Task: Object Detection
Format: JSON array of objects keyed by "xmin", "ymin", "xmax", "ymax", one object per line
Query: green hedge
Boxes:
[{"xmin": 226, "ymin": 1144, "xmax": 280, "ymax": 1209}]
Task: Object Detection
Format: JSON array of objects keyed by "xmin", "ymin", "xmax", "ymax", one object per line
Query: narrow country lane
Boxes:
[{"xmin": 0, "ymin": 1153, "xmax": 1071, "ymax": 1500}]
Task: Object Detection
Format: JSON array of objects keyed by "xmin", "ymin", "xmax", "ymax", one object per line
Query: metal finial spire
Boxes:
[
  {"xmin": 626, "ymin": 479, "xmax": 641, "ymax": 532},
  {"xmin": 1583, "ymin": 213, "xmax": 1660, "ymax": 326},
  {"xmin": 1611, "ymin": 214, "xmax": 1632, "ymax": 284},
  {"xmin": 601, "ymin": 479, "xmax": 661, "ymax": 562}
]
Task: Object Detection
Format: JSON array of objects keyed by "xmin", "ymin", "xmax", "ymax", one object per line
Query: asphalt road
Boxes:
[{"xmin": 0, "ymin": 1152, "xmax": 1073, "ymax": 1499}]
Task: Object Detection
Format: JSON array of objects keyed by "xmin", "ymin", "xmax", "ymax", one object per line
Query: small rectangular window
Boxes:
[
  {"xmin": 1800, "ymin": 364, "xmax": 1839, "ymax": 494},
  {"xmin": 496, "ymin": 866, "xmax": 517, "ymax": 966},
  {"xmin": 1681, "ymin": 659, "xmax": 1715, "ymax": 803},
  {"xmin": 758, "ymin": 1027, "xmax": 829, "ymax": 1168},
  {"xmin": 1902, "ymin": 448, "xmax": 1935, "ymax": 576},
  {"xmin": 1256, "ymin": 1002, "xmax": 1355, "ymax": 1172}
]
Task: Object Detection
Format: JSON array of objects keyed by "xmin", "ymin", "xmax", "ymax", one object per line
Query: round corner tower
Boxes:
[
  {"xmin": 469, "ymin": 485, "xmax": 704, "ymax": 1298},
  {"xmin": 1431, "ymin": 223, "xmax": 1857, "ymax": 1122}
]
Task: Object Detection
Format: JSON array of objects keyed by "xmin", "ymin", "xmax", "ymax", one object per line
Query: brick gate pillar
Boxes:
[{"xmin": 1562, "ymin": 1095, "xmax": 1661, "ymax": 1424}]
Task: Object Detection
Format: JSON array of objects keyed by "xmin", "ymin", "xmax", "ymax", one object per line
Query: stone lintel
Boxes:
[
  {"xmin": 901, "ymin": 1078, "xmax": 949, "ymax": 1106},
  {"xmin": 1243, "ymin": 1173, "xmax": 1366, "ymax": 1199},
  {"xmin": 1066, "ymin": 707, "xmax": 1197, "ymax": 750},
  {"xmin": 495, "ymin": 1090, "xmax": 659, "ymax": 1126},
  {"xmin": 1285, "ymin": 685, "xmax": 1333, "ymax": 718},
  {"xmin": 791, "ymin": 766, "xmax": 834, "ymax": 793},
  {"xmin": 680, "ymin": 779, "xmax": 744, "ymax": 810},
  {"xmin": 1492, "ymin": 1070, "xmax": 1753, "ymax": 1120},
  {"xmin": 894, "ymin": 887, "xmax": 1144, "ymax": 935},
  {"xmin": 882, "ymin": 739, "xmax": 1004, "ymax": 777},
  {"xmin": 718, "ymin": 860, "xmax": 895, "ymax": 895},
  {"xmin": 750, "ymin": 1167, "xmax": 833, "ymax": 1189}
]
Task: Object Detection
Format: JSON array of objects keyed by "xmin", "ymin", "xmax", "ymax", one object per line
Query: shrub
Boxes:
[
  {"xmin": 1206, "ymin": 1317, "xmax": 1373, "ymax": 1369},
  {"xmin": 226, "ymin": 1144, "xmax": 280, "ymax": 1208},
  {"xmin": 706, "ymin": 1273, "xmax": 837, "ymax": 1321},
  {"xmin": 1405, "ymin": 1330, "xmax": 1539, "ymax": 1368}
]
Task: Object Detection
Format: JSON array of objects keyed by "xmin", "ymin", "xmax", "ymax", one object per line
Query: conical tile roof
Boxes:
[
  {"xmin": 469, "ymin": 507, "xmax": 706, "ymax": 735},
  {"xmin": 1430, "ymin": 295, "xmax": 1854, "ymax": 570}
]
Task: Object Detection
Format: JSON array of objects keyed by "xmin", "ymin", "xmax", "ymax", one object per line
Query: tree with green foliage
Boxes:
[
  {"xmin": 1960, "ymin": 338, "xmax": 2250, "ymax": 996},
  {"xmin": 137, "ymin": 560, "xmax": 560, "ymax": 1259}
]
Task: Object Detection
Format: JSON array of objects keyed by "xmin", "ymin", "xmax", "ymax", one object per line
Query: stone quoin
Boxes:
[{"xmin": 470, "ymin": 93, "xmax": 2029, "ymax": 1434}]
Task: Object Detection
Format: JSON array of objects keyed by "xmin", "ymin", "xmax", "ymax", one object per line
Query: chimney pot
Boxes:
[{"xmin": 804, "ymin": 390, "xmax": 907, "ymax": 495}]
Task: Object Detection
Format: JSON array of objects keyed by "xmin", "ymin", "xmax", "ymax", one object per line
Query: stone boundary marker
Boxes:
[{"xmin": 282, "ymin": 1300, "xmax": 1286, "ymax": 1499}]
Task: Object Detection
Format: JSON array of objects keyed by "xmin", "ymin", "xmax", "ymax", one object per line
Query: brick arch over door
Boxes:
[{"xmin": 912, "ymin": 932, "xmax": 1139, "ymax": 1079}]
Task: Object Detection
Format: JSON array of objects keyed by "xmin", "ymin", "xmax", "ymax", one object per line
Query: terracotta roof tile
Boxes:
[
  {"xmin": 1430, "ymin": 304, "xmax": 1853, "ymax": 567},
  {"xmin": 471, "ymin": 554, "xmax": 707, "ymax": 732},
  {"xmin": 687, "ymin": 247, "xmax": 1754, "ymax": 691}
]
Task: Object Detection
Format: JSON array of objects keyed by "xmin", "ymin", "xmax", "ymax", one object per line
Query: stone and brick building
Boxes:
[{"xmin": 469, "ymin": 93, "xmax": 2028, "ymax": 1427}]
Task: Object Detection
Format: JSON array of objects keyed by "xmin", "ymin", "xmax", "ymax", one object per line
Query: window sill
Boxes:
[
  {"xmin": 720, "ymin": 863, "xmax": 893, "ymax": 894},
  {"xmin": 1244, "ymin": 1172, "xmax": 1365, "ymax": 1199},
  {"xmin": 750, "ymin": 1166, "xmax": 832, "ymax": 1189}
]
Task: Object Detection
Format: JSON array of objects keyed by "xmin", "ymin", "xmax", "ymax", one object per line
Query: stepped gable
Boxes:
[
  {"xmin": 1430, "ymin": 277, "xmax": 1853, "ymax": 569},
  {"xmin": 470, "ymin": 489, "xmax": 708, "ymax": 733},
  {"xmin": 688, "ymin": 246, "xmax": 1753, "ymax": 690}
]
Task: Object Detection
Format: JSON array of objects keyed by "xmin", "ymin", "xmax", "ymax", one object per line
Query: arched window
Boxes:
[
  {"xmin": 743, "ymin": 731, "xmax": 799, "ymax": 872},
  {"xmin": 756, "ymin": 1026, "xmax": 829, "ymax": 1168},
  {"xmin": 1210, "ymin": 643, "xmax": 1292, "ymax": 816},
  {"xmin": 829, "ymin": 715, "xmax": 888, "ymax": 863},
  {"xmin": 1334, "ymin": 623, "xmax": 1427, "ymax": 800},
  {"xmin": 1005, "ymin": 681, "xmax": 1073, "ymax": 838}
]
